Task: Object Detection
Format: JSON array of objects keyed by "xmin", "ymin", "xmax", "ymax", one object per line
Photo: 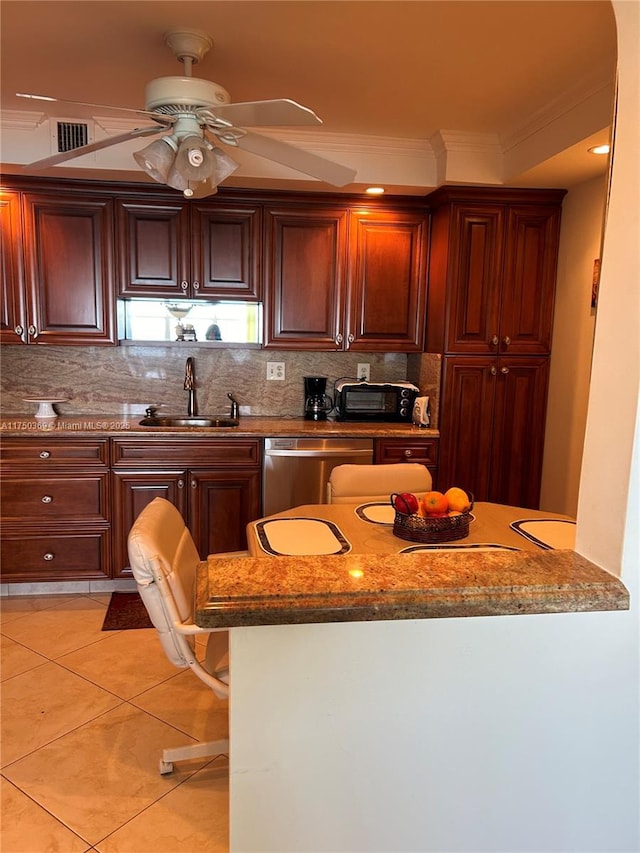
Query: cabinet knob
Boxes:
[
  {"xmin": 43, "ymin": 552, "xmax": 54, "ymax": 561},
  {"xmin": 191, "ymin": 478, "xmax": 197, "ymax": 488},
  {"xmin": 177, "ymin": 479, "xmax": 185, "ymax": 489},
  {"xmin": 28, "ymin": 324, "xmax": 38, "ymax": 338},
  {"xmin": 491, "ymin": 335, "xmax": 499, "ymax": 346},
  {"xmin": 39, "ymin": 450, "xmax": 51, "ymax": 459},
  {"xmin": 502, "ymin": 336, "xmax": 511, "ymax": 347},
  {"xmin": 180, "ymin": 281, "xmax": 189, "ymax": 291},
  {"xmin": 41, "ymin": 495, "xmax": 53, "ymax": 504},
  {"xmin": 490, "ymin": 365, "xmax": 497, "ymax": 375},
  {"xmin": 404, "ymin": 449, "xmax": 413, "ymax": 457},
  {"xmin": 347, "ymin": 333, "xmax": 355, "ymax": 345},
  {"xmin": 335, "ymin": 333, "xmax": 343, "ymax": 345},
  {"xmin": 14, "ymin": 325, "xmax": 24, "ymax": 336},
  {"xmin": 192, "ymin": 281, "xmax": 200, "ymax": 291},
  {"xmin": 500, "ymin": 366, "xmax": 510, "ymax": 374}
]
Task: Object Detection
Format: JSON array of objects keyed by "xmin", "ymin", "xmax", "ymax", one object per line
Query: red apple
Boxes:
[{"xmin": 393, "ymin": 492, "xmax": 420, "ymax": 514}]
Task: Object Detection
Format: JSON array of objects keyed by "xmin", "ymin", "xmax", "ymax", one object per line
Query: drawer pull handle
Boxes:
[
  {"xmin": 39, "ymin": 450, "xmax": 51, "ymax": 459},
  {"xmin": 41, "ymin": 495, "xmax": 53, "ymax": 504},
  {"xmin": 43, "ymin": 552, "xmax": 54, "ymax": 561},
  {"xmin": 404, "ymin": 449, "xmax": 413, "ymax": 457}
]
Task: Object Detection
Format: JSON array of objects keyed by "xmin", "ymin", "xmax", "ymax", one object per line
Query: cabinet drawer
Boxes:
[
  {"xmin": 0, "ymin": 530, "xmax": 110, "ymax": 581},
  {"xmin": 111, "ymin": 438, "xmax": 261, "ymax": 467},
  {"xmin": 1, "ymin": 475, "xmax": 109, "ymax": 522},
  {"xmin": 375, "ymin": 438, "xmax": 439, "ymax": 466},
  {"xmin": 0, "ymin": 438, "xmax": 109, "ymax": 467}
]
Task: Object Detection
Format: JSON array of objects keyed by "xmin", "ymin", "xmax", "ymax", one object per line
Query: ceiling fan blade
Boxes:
[
  {"xmin": 25, "ymin": 126, "xmax": 164, "ymax": 169},
  {"xmin": 205, "ymin": 99, "xmax": 322, "ymax": 128},
  {"xmin": 229, "ymin": 130, "xmax": 356, "ymax": 187},
  {"xmin": 16, "ymin": 93, "xmax": 175, "ymax": 125}
]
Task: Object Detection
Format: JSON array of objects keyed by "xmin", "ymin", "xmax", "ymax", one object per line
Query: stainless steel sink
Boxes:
[{"xmin": 139, "ymin": 416, "xmax": 239, "ymax": 428}]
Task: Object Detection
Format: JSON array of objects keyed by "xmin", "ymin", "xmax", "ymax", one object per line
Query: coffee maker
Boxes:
[{"xmin": 304, "ymin": 377, "xmax": 333, "ymax": 420}]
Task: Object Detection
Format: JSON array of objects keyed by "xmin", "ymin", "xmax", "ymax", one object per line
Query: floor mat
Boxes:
[{"xmin": 101, "ymin": 591, "xmax": 153, "ymax": 630}]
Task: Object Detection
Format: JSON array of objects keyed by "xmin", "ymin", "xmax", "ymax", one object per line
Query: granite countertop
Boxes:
[
  {"xmin": 195, "ymin": 549, "xmax": 629, "ymax": 628},
  {"xmin": 0, "ymin": 414, "xmax": 439, "ymax": 439}
]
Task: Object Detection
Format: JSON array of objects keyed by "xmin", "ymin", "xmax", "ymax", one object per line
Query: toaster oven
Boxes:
[{"xmin": 334, "ymin": 381, "xmax": 419, "ymax": 422}]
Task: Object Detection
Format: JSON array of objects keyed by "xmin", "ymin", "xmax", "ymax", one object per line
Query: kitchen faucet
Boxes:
[{"xmin": 184, "ymin": 357, "xmax": 197, "ymax": 416}]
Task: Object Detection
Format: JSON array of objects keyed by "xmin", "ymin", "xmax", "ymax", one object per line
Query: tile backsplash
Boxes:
[{"xmin": 1, "ymin": 345, "xmax": 441, "ymax": 422}]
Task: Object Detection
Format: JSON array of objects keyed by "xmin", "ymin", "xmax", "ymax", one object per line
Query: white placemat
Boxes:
[
  {"xmin": 355, "ymin": 502, "xmax": 396, "ymax": 525},
  {"xmin": 254, "ymin": 518, "xmax": 351, "ymax": 556},
  {"xmin": 510, "ymin": 519, "xmax": 576, "ymax": 550}
]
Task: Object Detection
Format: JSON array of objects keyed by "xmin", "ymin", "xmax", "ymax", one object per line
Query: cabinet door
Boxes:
[
  {"xmin": 489, "ymin": 357, "xmax": 550, "ymax": 508},
  {"xmin": 263, "ymin": 207, "xmax": 348, "ymax": 349},
  {"xmin": 189, "ymin": 468, "xmax": 261, "ymax": 556},
  {"xmin": 22, "ymin": 194, "xmax": 116, "ymax": 344},
  {"xmin": 111, "ymin": 470, "xmax": 187, "ymax": 577},
  {"xmin": 347, "ymin": 210, "xmax": 427, "ymax": 351},
  {"xmin": 499, "ymin": 206, "xmax": 561, "ymax": 355},
  {"xmin": 0, "ymin": 191, "xmax": 26, "ymax": 343},
  {"xmin": 116, "ymin": 199, "xmax": 190, "ymax": 297},
  {"xmin": 438, "ymin": 356, "xmax": 496, "ymax": 500},
  {"xmin": 444, "ymin": 204, "xmax": 504, "ymax": 354},
  {"xmin": 192, "ymin": 202, "xmax": 262, "ymax": 300}
]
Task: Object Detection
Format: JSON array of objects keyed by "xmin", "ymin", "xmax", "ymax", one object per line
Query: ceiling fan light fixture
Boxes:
[
  {"xmin": 133, "ymin": 136, "xmax": 178, "ymax": 183},
  {"xmin": 211, "ymin": 146, "xmax": 240, "ymax": 184},
  {"xmin": 172, "ymin": 134, "xmax": 215, "ymax": 180}
]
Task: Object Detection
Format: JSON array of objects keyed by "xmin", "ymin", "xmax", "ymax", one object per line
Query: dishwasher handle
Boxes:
[{"xmin": 265, "ymin": 447, "xmax": 373, "ymax": 458}]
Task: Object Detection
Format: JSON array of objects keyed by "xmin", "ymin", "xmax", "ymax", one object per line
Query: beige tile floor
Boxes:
[{"xmin": 0, "ymin": 593, "xmax": 229, "ymax": 852}]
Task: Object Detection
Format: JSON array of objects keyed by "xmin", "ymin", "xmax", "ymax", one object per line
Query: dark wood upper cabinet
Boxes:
[
  {"xmin": 264, "ymin": 203, "xmax": 427, "ymax": 351},
  {"xmin": 0, "ymin": 190, "xmax": 26, "ymax": 344},
  {"xmin": 347, "ymin": 210, "xmax": 427, "ymax": 352},
  {"xmin": 426, "ymin": 187, "xmax": 565, "ymax": 356},
  {"xmin": 263, "ymin": 205, "xmax": 348, "ymax": 349},
  {"xmin": 21, "ymin": 193, "xmax": 116, "ymax": 345},
  {"xmin": 117, "ymin": 197, "xmax": 261, "ymax": 301}
]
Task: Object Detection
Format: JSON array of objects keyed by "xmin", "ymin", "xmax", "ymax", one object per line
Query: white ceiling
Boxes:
[{"xmin": 0, "ymin": 0, "xmax": 617, "ymax": 194}]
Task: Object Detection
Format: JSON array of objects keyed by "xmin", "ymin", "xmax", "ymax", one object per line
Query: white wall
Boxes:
[{"xmin": 540, "ymin": 176, "xmax": 605, "ymax": 515}]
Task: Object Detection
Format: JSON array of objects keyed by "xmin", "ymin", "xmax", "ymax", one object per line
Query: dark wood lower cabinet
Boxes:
[
  {"xmin": 111, "ymin": 466, "xmax": 261, "ymax": 577},
  {"xmin": 0, "ymin": 436, "xmax": 262, "ymax": 582},
  {"xmin": 374, "ymin": 437, "xmax": 439, "ymax": 488},
  {"xmin": 438, "ymin": 355, "xmax": 550, "ymax": 508},
  {"xmin": 110, "ymin": 438, "xmax": 262, "ymax": 578}
]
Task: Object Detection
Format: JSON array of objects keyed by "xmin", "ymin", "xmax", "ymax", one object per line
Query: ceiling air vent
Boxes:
[{"xmin": 56, "ymin": 121, "xmax": 89, "ymax": 153}]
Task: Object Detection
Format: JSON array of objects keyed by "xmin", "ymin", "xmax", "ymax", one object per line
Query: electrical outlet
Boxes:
[
  {"xmin": 357, "ymin": 363, "xmax": 370, "ymax": 382},
  {"xmin": 267, "ymin": 362, "xmax": 285, "ymax": 381}
]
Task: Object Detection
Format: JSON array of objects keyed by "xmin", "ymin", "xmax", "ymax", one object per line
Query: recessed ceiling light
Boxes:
[
  {"xmin": 365, "ymin": 187, "xmax": 385, "ymax": 195},
  {"xmin": 588, "ymin": 144, "xmax": 611, "ymax": 155}
]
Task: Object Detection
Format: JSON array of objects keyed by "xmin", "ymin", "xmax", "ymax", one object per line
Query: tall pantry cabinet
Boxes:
[{"xmin": 426, "ymin": 186, "xmax": 566, "ymax": 509}]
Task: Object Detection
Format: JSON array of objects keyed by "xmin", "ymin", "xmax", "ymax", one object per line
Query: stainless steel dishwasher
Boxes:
[{"xmin": 263, "ymin": 437, "xmax": 374, "ymax": 516}]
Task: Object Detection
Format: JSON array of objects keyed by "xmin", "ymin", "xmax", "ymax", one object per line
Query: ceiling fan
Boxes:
[{"xmin": 18, "ymin": 28, "xmax": 357, "ymax": 196}]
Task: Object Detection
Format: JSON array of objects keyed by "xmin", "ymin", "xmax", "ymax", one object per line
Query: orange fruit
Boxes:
[{"xmin": 421, "ymin": 491, "xmax": 449, "ymax": 515}]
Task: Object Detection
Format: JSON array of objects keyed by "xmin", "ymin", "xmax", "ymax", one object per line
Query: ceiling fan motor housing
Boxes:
[{"xmin": 145, "ymin": 77, "xmax": 230, "ymax": 113}]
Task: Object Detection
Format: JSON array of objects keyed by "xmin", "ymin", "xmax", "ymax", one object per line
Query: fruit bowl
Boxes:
[{"xmin": 390, "ymin": 491, "xmax": 474, "ymax": 543}]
